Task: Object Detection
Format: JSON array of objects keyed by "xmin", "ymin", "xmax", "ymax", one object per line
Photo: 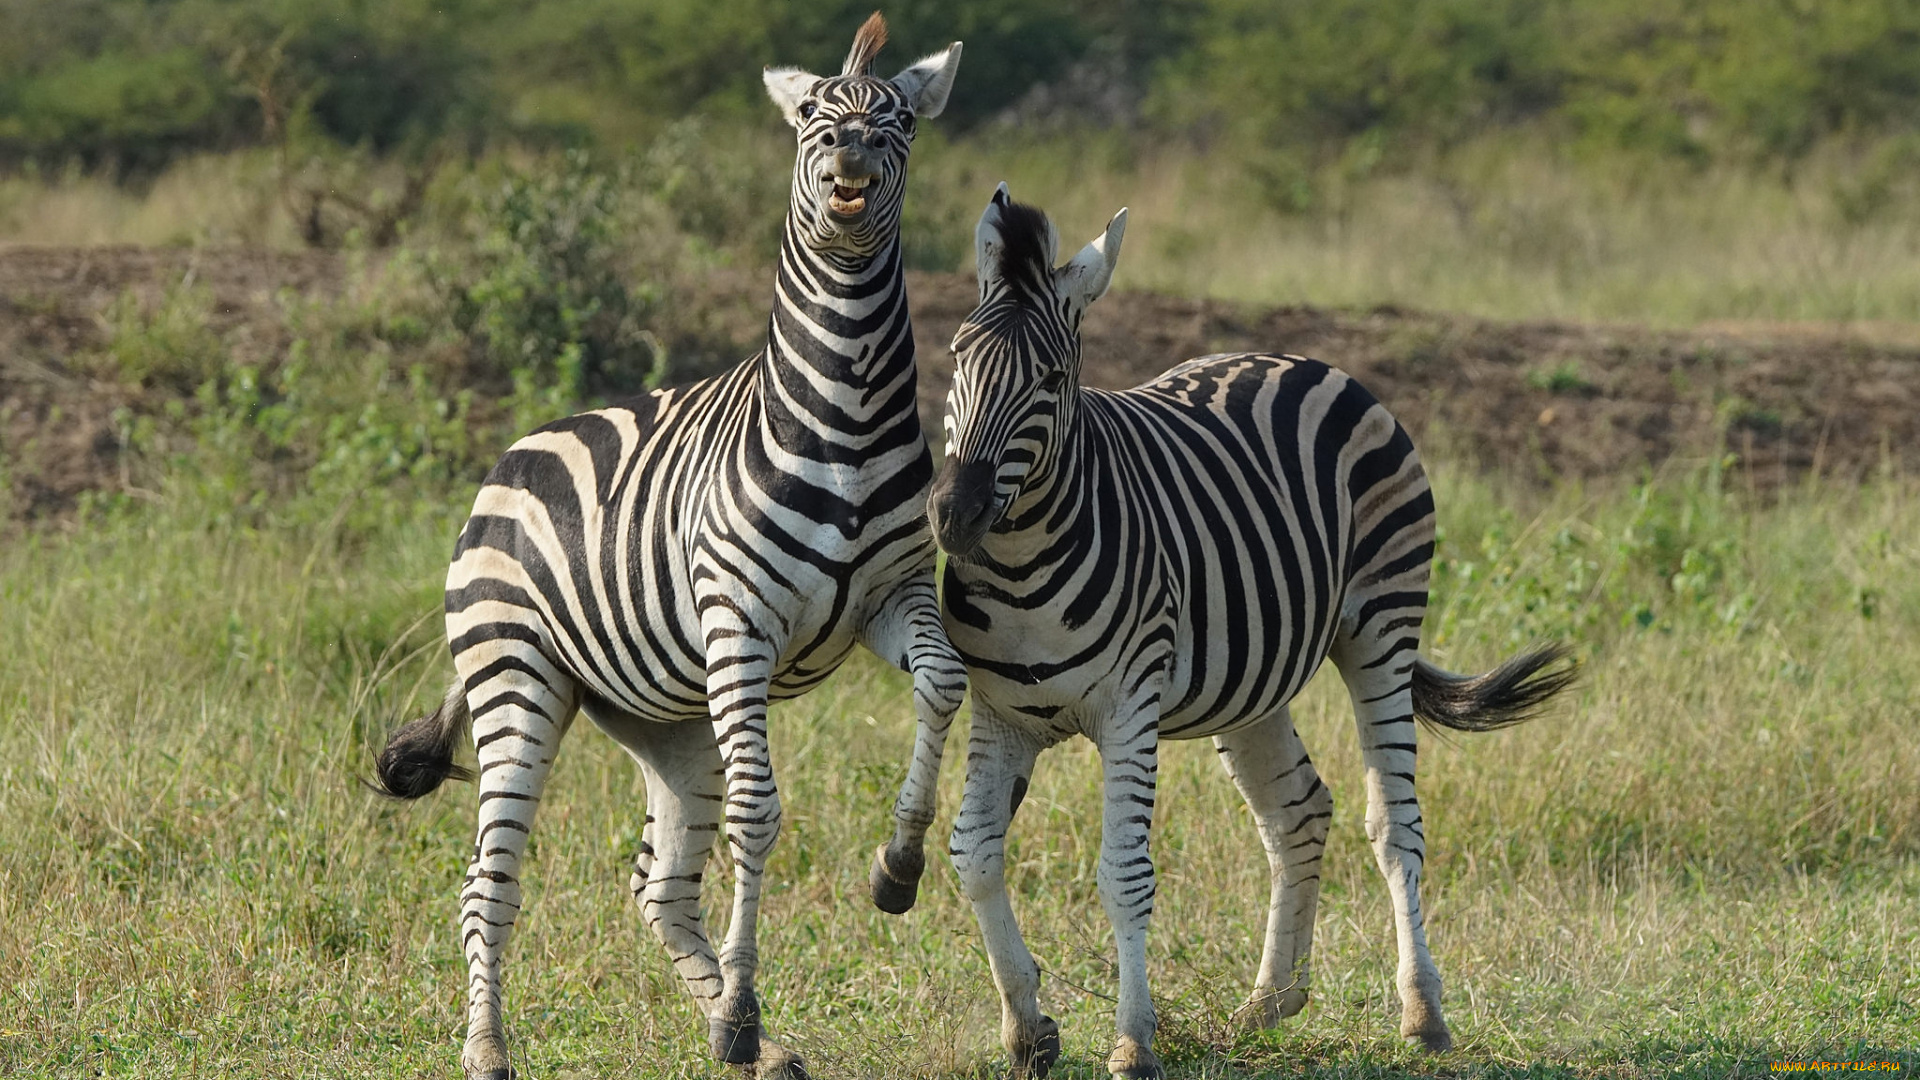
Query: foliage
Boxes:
[
  {"xmin": 80, "ymin": 282, "xmax": 228, "ymax": 390},
  {"xmin": 1155, "ymin": 0, "xmax": 1920, "ymax": 163},
  {"xmin": 5, "ymin": 0, "xmax": 1920, "ymax": 175},
  {"xmin": 432, "ymin": 150, "xmax": 665, "ymax": 409}
]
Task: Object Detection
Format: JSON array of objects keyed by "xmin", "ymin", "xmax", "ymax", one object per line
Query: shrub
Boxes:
[{"xmin": 435, "ymin": 150, "xmax": 666, "ymax": 405}]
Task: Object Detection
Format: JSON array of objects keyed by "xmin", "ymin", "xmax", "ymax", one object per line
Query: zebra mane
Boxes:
[
  {"xmin": 842, "ymin": 11, "xmax": 888, "ymax": 76},
  {"xmin": 989, "ymin": 199, "xmax": 1057, "ymax": 293}
]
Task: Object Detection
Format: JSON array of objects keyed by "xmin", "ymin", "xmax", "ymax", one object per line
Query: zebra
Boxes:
[
  {"xmin": 928, "ymin": 186, "xmax": 1576, "ymax": 1079},
  {"xmin": 372, "ymin": 16, "xmax": 966, "ymax": 1079}
]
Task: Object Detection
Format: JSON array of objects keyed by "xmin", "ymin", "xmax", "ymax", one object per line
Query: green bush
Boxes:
[
  {"xmin": 81, "ymin": 283, "xmax": 226, "ymax": 390},
  {"xmin": 435, "ymin": 151, "xmax": 664, "ymax": 408}
]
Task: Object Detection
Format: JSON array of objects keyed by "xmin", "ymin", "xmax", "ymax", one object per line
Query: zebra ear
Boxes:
[
  {"xmin": 974, "ymin": 182, "xmax": 1012, "ymax": 300},
  {"xmin": 764, "ymin": 67, "xmax": 824, "ymax": 128},
  {"xmin": 1058, "ymin": 207, "xmax": 1127, "ymax": 308},
  {"xmin": 891, "ymin": 42, "xmax": 963, "ymax": 118},
  {"xmin": 975, "ymin": 182, "xmax": 1059, "ymax": 299}
]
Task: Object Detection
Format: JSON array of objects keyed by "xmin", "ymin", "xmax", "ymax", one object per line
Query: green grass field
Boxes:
[
  {"xmin": 3, "ymin": 463, "xmax": 1914, "ymax": 1078},
  {"xmin": 6, "ymin": 3, "xmax": 1920, "ymax": 1073}
]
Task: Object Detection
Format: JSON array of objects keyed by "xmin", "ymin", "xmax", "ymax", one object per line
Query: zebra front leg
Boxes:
[
  {"xmin": 950, "ymin": 706, "xmax": 1058, "ymax": 1077},
  {"xmin": 1334, "ymin": 642, "xmax": 1451, "ymax": 1052},
  {"xmin": 607, "ymin": 710, "xmax": 812, "ymax": 1080},
  {"xmin": 1213, "ymin": 706, "xmax": 1331, "ymax": 1029},
  {"xmin": 457, "ymin": 650, "xmax": 578, "ymax": 1080},
  {"xmin": 1095, "ymin": 703, "xmax": 1163, "ymax": 1080},
  {"xmin": 703, "ymin": 626, "xmax": 788, "ymax": 1067},
  {"xmin": 859, "ymin": 572, "xmax": 968, "ymax": 913}
]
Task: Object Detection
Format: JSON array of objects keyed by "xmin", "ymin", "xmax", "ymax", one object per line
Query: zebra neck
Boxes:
[{"xmin": 761, "ymin": 230, "xmax": 915, "ymax": 401}]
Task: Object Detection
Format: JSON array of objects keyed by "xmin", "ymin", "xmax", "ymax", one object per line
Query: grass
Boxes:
[
  {"xmin": 906, "ymin": 133, "xmax": 1920, "ymax": 327},
  {"xmin": 1, "ymin": 462, "xmax": 1916, "ymax": 1078},
  {"xmin": 8, "ymin": 133, "xmax": 1920, "ymax": 328}
]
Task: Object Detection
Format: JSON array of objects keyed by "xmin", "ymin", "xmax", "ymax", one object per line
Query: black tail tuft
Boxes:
[
  {"xmin": 1411, "ymin": 644, "xmax": 1578, "ymax": 733},
  {"xmin": 372, "ymin": 682, "xmax": 474, "ymax": 799}
]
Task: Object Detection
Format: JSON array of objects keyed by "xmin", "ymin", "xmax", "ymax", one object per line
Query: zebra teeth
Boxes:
[{"xmin": 827, "ymin": 178, "xmax": 870, "ymax": 215}]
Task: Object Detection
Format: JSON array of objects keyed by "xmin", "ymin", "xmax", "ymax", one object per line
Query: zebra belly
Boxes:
[
  {"xmin": 1152, "ymin": 568, "xmax": 1349, "ymax": 740},
  {"xmin": 954, "ymin": 590, "xmax": 1341, "ymax": 746}
]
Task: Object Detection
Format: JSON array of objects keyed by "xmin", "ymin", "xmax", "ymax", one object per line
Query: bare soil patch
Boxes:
[
  {"xmin": 0, "ymin": 246, "xmax": 341, "ymax": 517},
  {"xmin": 904, "ymin": 273, "xmax": 1920, "ymax": 487},
  {"xmin": 2, "ymin": 246, "xmax": 1914, "ymax": 519}
]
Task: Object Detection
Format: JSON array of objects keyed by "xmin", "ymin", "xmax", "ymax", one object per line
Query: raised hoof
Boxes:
[
  {"xmin": 868, "ymin": 843, "xmax": 924, "ymax": 915},
  {"xmin": 732, "ymin": 1037, "xmax": 809, "ymax": 1080},
  {"xmin": 1107, "ymin": 1037, "xmax": 1163, "ymax": 1080},
  {"xmin": 711, "ymin": 1010, "xmax": 762, "ymax": 1065},
  {"xmin": 1010, "ymin": 1015, "xmax": 1061, "ymax": 1078}
]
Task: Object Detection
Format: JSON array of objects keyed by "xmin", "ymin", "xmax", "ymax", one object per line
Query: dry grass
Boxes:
[
  {"xmin": 908, "ymin": 134, "xmax": 1920, "ymax": 327},
  {"xmin": 0, "ymin": 154, "xmax": 301, "ymax": 249},
  {"xmin": 7, "ymin": 135, "xmax": 1919, "ymax": 329},
  {"xmin": 1, "ymin": 465, "xmax": 1914, "ymax": 1078}
]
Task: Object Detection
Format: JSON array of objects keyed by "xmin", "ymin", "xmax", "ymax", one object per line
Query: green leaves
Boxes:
[{"xmin": 438, "ymin": 150, "xmax": 664, "ymax": 403}]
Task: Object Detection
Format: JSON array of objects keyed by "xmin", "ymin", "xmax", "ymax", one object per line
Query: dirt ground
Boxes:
[
  {"xmin": 0, "ymin": 246, "xmax": 341, "ymax": 517},
  {"xmin": 2, "ymin": 246, "xmax": 1916, "ymax": 519}
]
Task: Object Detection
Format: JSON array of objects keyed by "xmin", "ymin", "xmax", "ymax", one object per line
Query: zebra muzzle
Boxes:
[{"xmin": 929, "ymin": 458, "xmax": 999, "ymax": 556}]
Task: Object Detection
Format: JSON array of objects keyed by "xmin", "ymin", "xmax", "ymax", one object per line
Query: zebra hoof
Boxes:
[
  {"xmin": 732, "ymin": 1037, "xmax": 809, "ymax": 1080},
  {"xmin": 1400, "ymin": 984, "xmax": 1451, "ymax": 1052},
  {"xmin": 462, "ymin": 1042, "xmax": 514, "ymax": 1080},
  {"xmin": 868, "ymin": 843, "xmax": 924, "ymax": 915},
  {"xmin": 710, "ymin": 1006, "xmax": 762, "ymax": 1065},
  {"xmin": 1235, "ymin": 985, "xmax": 1308, "ymax": 1030},
  {"xmin": 1107, "ymin": 1037, "xmax": 1163, "ymax": 1080},
  {"xmin": 1011, "ymin": 1015, "xmax": 1061, "ymax": 1078}
]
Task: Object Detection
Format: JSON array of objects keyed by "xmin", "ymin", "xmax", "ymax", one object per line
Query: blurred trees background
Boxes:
[
  {"xmin": 3, "ymin": 0, "xmax": 1919, "ymax": 326},
  {"xmin": 3, "ymin": 0, "xmax": 1917, "ymax": 176}
]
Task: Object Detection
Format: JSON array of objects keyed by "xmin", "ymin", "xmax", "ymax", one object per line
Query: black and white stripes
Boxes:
[
  {"xmin": 375, "ymin": 16, "xmax": 966, "ymax": 1080},
  {"xmin": 929, "ymin": 187, "xmax": 1574, "ymax": 1079}
]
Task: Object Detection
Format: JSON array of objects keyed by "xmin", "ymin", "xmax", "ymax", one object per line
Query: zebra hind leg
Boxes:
[
  {"xmin": 1332, "ymin": 627, "xmax": 1452, "ymax": 1052},
  {"xmin": 456, "ymin": 653, "xmax": 579, "ymax": 1080},
  {"xmin": 1213, "ymin": 705, "xmax": 1331, "ymax": 1030}
]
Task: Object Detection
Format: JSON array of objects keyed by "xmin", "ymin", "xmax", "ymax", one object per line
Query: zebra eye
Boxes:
[
  {"xmin": 1038, "ymin": 371, "xmax": 1067, "ymax": 392},
  {"xmin": 798, "ymin": 101, "xmax": 817, "ymax": 121}
]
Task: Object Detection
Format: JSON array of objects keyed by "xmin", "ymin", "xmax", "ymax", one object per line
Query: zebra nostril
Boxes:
[
  {"xmin": 821, "ymin": 131, "xmax": 836, "ymax": 147},
  {"xmin": 929, "ymin": 458, "xmax": 1002, "ymax": 554}
]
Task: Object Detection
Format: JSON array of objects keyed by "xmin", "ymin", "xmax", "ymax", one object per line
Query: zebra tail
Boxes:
[
  {"xmin": 1410, "ymin": 644, "xmax": 1577, "ymax": 733},
  {"xmin": 372, "ymin": 681, "xmax": 474, "ymax": 799}
]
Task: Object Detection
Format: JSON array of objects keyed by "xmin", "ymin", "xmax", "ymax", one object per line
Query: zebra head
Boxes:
[
  {"xmin": 763, "ymin": 13, "xmax": 962, "ymax": 259},
  {"xmin": 930, "ymin": 184, "xmax": 1127, "ymax": 557}
]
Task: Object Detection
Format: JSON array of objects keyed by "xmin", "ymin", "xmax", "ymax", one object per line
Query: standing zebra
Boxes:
[
  {"xmin": 929, "ymin": 186, "xmax": 1575, "ymax": 1079},
  {"xmin": 373, "ymin": 16, "xmax": 967, "ymax": 1079}
]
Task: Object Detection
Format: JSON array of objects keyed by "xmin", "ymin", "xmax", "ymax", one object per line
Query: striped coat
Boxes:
[
  {"xmin": 376, "ymin": 18, "xmax": 966, "ymax": 1079},
  {"xmin": 929, "ymin": 187, "xmax": 1574, "ymax": 1079}
]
